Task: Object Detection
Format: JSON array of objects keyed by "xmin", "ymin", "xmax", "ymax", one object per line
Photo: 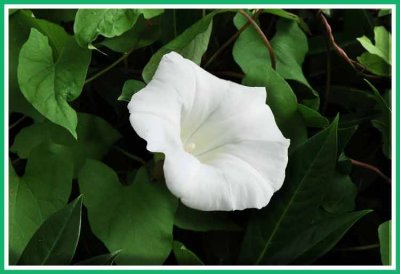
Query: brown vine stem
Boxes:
[
  {"xmin": 84, "ymin": 47, "xmax": 135, "ymax": 85},
  {"xmin": 238, "ymin": 9, "xmax": 276, "ymax": 70},
  {"xmin": 203, "ymin": 9, "xmax": 262, "ymax": 69},
  {"xmin": 9, "ymin": 115, "xmax": 27, "ymax": 130},
  {"xmin": 350, "ymin": 158, "xmax": 391, "ymax": 184}
]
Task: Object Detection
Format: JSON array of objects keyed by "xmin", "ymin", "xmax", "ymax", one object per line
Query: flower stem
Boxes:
[
  {"xmin": 335, "ymin": 243, "xmax": 379, "ymax": 252},
  {"xmin": 238, "ymin": 9, "xmax": 276, "ymax": 70},
  {"xmin": 350, "ymin": 158, "xmax": 391, "ymax": 184},
  {"xmin": 113, "ymin": 146, "xmax": 146, "ymax": 165},
  {"xmin": 203, "ymin": 9, "xmax": 262, "ymax": 69},
  {"xmin": 84, "ymin": 47, "xmax": 135, "ymax": 85}
]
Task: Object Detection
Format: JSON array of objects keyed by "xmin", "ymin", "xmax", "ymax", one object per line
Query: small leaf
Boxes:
[
  {"xmin": 142, "ymin": 10, "xmax": 220, "ymax": 83},
  {"xmin": 9, "ymin": 143, "xmax": 74, "ymax": 264},
  {"xmin": 174, "ymin": 203, "xmax": 241, "ymax": 232},
  {"xmin": 18, "ymin": 196, "xmax": 83, "ymax": 265},
  {"xmin": 74, "ymin": 9, "xmax": 161, "ymax": 48},
  {"xmin": 357, "ymin": 52, "xmax": 391, "ymax": 76},
  {"xmin": 357, "ymin": 26, "xmax": 391, "ymax": 65},
  {"xmin": 119, "ymin": 80, "xmax": 146, "ymax": 102},
  {"xmin": 298, "ymin": 104, "xmax": 329, "ymax": 128},
  {"xmin": 239, "ymin": 118, "xmax": 338, "ymax": 264},
  {"xmin": 378, "ymin": 220, "xmax": 391, "ymax": 265},
  {"xmin": 173, "ymin": 241, "xmax": 203, "ymax": 265},
  {"xmin": 100, "ymin": 15, "xmax": 162, "ymax": 53},
  {"xmin": 365, "ymin": 80, "xmax": 391, "ymax": 159},
  {"xmin": 17, "ymin": 29, "xmax": 91, "ymax": 138},
  {"xmin": 75, "ymin": 250, "xmax": 121, "ymax": 265},
  {"xmin": 79, "ymin": 160, "xmax": 178, "ymax": 265}
]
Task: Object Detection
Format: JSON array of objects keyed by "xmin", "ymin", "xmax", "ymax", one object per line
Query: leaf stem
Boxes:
[
  {"xmin": 335, "ymin": 243, "xmax": 380, "ymax": 252},
  {"xmin": 113, "ymin": 146, "xmax": 146, "ymax": 165},
  {"xmin": 350, "ymin": 158, "xmax": 391, "ymax": 184},
  {"xmin": 84, "ymin": 47, "xmax": 135, "ymax": 85},
  {"xmin": 9, "ymin": 115, "xmax": 27, "ymax": 130},
  {"xmin": 238, "ymin": 9, "xmax": 276, "ymax": 70},
  {"xmin": 203, "ymin": 10, "xmax": 262, "ymax": 69}
]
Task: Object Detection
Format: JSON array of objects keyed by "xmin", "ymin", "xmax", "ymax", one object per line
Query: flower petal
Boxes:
[{"xmin": 128, "ymin": 51, "xmax": 290, "ymax": 211}]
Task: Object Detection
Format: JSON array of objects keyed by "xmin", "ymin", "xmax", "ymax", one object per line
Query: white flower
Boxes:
[{"xmin": 128, "ymin": 52, "xmax": 290, "ymax": 211}]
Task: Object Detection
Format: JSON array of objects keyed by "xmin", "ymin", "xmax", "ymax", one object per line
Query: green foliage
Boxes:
[
  {"xmin": 74, "ymin": 9, "xmax": 163, "ymax": 48},
  {"xmin": 18, "ymin": 29, "xmax": 91, "ymax": 138},
  {"xmin": 378, "ymin": 220, "xmax": 391, "ymax": 265},
  {"xmin": 119, "ymin": 80, "xmax": 146, "ymax": 102},
  {"xmin": 9, "ymin": 144, "xmax": 74, "ymax": 264},
  {"xmin": 78, "ymin": 160, "xmax": 178, "ymax": 265},
  {"xmin": 9, "ymin": 8, "xmax": 390, "ymax": 266},
  {"xmin": 173, "ymin": 241, "xmax": 204, "ymax": 265},
  {"xmin": 18, "ymin": 196, "xmax": 82, "ymax": 265}
]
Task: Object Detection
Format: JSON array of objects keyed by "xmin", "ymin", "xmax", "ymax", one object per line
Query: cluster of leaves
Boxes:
[{"xmin": 9, "ymin": 8, "xmax": 391, "ymax": 265}]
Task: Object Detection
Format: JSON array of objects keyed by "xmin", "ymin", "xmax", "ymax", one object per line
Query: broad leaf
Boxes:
[
  {"xmin": 18, "ymin": 29, "xmax": 91, "ymax": 138},
  {"xmin": 378, "ymin": 220, "xmax": 391, "ymax": 265},
  {"xmin": 233, "ymin": 13, "xmax": 319, "ymax": 108},
  {"xmin": 173, "ymin": 241, "xmax": 203, "ymax": 265},
  {"xmin": 263, "ymin": 9, "xmax": 310, "ymax": 34},
  {"xmin": 11, "ymin": 113, "xmax": 121, "ymax": 175},
  {"xmin": 322, "ymin": 172, "xmax": 357, "ymax": 213},
  {"xmin": 79, "ymin": 160, "xmax": 178, "ymax": 265},
  {"xmin": 74, "ymin": 9, "xmax": 162, "ymax": 48},
  {"xmin": 9, "ymin": 144, "xmax": 74, "ymax": 264},
  {"xmin": 142, "ymin": 11, "xmax": 218, "ymax": 83},
  {"xmin": 75, "ymin": 250, "xmax": 121, "ymax": 265},
  {"xmin": 239, "ymin": 118, "xmax": 338, "ymax": 264},
  {"xmin": 18, "ymin": 196, "xmax": 82, "ymax": 265},
  {"xmin": 291, "ymin": 210, "xmax": 372, "ymax": 264},
  {"xmin": 174, "ymin": 203, "xmax": 241, "ymax": 232},
  {"xmin": 119, "ymin": 80, "xmax": 146, "ymax": 102},
  {"xmin": 357, "ymin": 26, "xmax": 391, "ymax": 65}
]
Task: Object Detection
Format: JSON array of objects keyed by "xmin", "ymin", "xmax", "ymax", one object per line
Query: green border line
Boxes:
[{"xmin": 2, "ymin": 1, "xmax": 397, "ymax": 272}]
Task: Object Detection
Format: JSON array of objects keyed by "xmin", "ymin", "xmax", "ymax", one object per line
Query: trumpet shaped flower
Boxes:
[{"xmin": 128, "ymin": 52, "xmax": 290, "ymax": 211}]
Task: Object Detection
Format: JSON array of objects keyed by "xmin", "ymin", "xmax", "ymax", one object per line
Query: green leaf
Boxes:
[
  {"xmin": 357, "ymin": 26, "xmax": 391, "ymax": 65},
  {"xmin": 239, "ymin": 118, "xmax": 338, "ymax": 264},
  {"xmin": 142, "ymin": 11, "xmax": 218, "ymax": 83},
  {"xmin": 378, "ymin": 9, "xmax": 391, "ymax": 17},
  {"xmin": 74, "ymin": 9, "xmax": 162, "ymax": 48},
  {"xmin": 79, "ymin": 160, "xmax": 178, "ymax": 265},
  {"xmin": 357, "ymin": 52, "xmax": 391, "ymax": 76},
  {"xmin": 263, "ymin": 9, "xmax": 310, "ymax": 34},
  {"xmin": 173, "ymin": 241, "xmax": 203, "ymax": 265},
  {"xmin": 139, "ymin": 9, "xmax": 164, "ymax": 19},
  {"xmin": 9, "ymin": 143, "xmax": 74, "ymax": 264},
  {"xmin": 18, "ymin": 196, "xmax": 82, "ymax": 265},
  {"xmin": 291, "ymin": 210, "xmax": 372, "ymax": 264},
  {"xmin": 233, "ymin": 13, "xmax": 319, "ymax": 108},
  {"xmin": 322, "ymin": 172, "xmax": 357, "ymax": 213},
  {"xmin": 100, "ymin": 15, "xmax": 162, "ymax": 53},
  {"xmin": 75, "ymin": 250, "xmax": 121, "ymax": 265},
  {"xmin": 365, "ymin": 80, "xmax": 391, "ymax": 159},
  {"xmin": 298, "ymin": 104, "xmax": 329, "ymax": 128},
  {"xmin": 119, "ymin": 80, "xmax": 146, "ymax": 102},
  {"xmin": 378, "ymin": 220, "xmax": 391, "ymax": 265},
  {"xmin": 18, "ymin": 28, "xmax": 91, "ymax": 138},
  {"xmin": 9, "ymin": 10, "xmax": 70, "ymax": 121},
  {"xmin": 174, "ymin": 203, "xmax": 241, "ymax": 232},
  {"xmin": 11, "ymin": 113, "xmax": 121, "ymax": 175}
]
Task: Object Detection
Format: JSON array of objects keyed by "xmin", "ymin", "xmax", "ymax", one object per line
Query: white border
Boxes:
[{"xmin": 4, "ymin": 4, "xmax": 397, "ymax": 270}]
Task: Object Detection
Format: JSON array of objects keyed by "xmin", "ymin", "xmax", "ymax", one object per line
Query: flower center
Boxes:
[{"xmin": 184, "ymin": 142, "xmax": 196, "ymax": 154}]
